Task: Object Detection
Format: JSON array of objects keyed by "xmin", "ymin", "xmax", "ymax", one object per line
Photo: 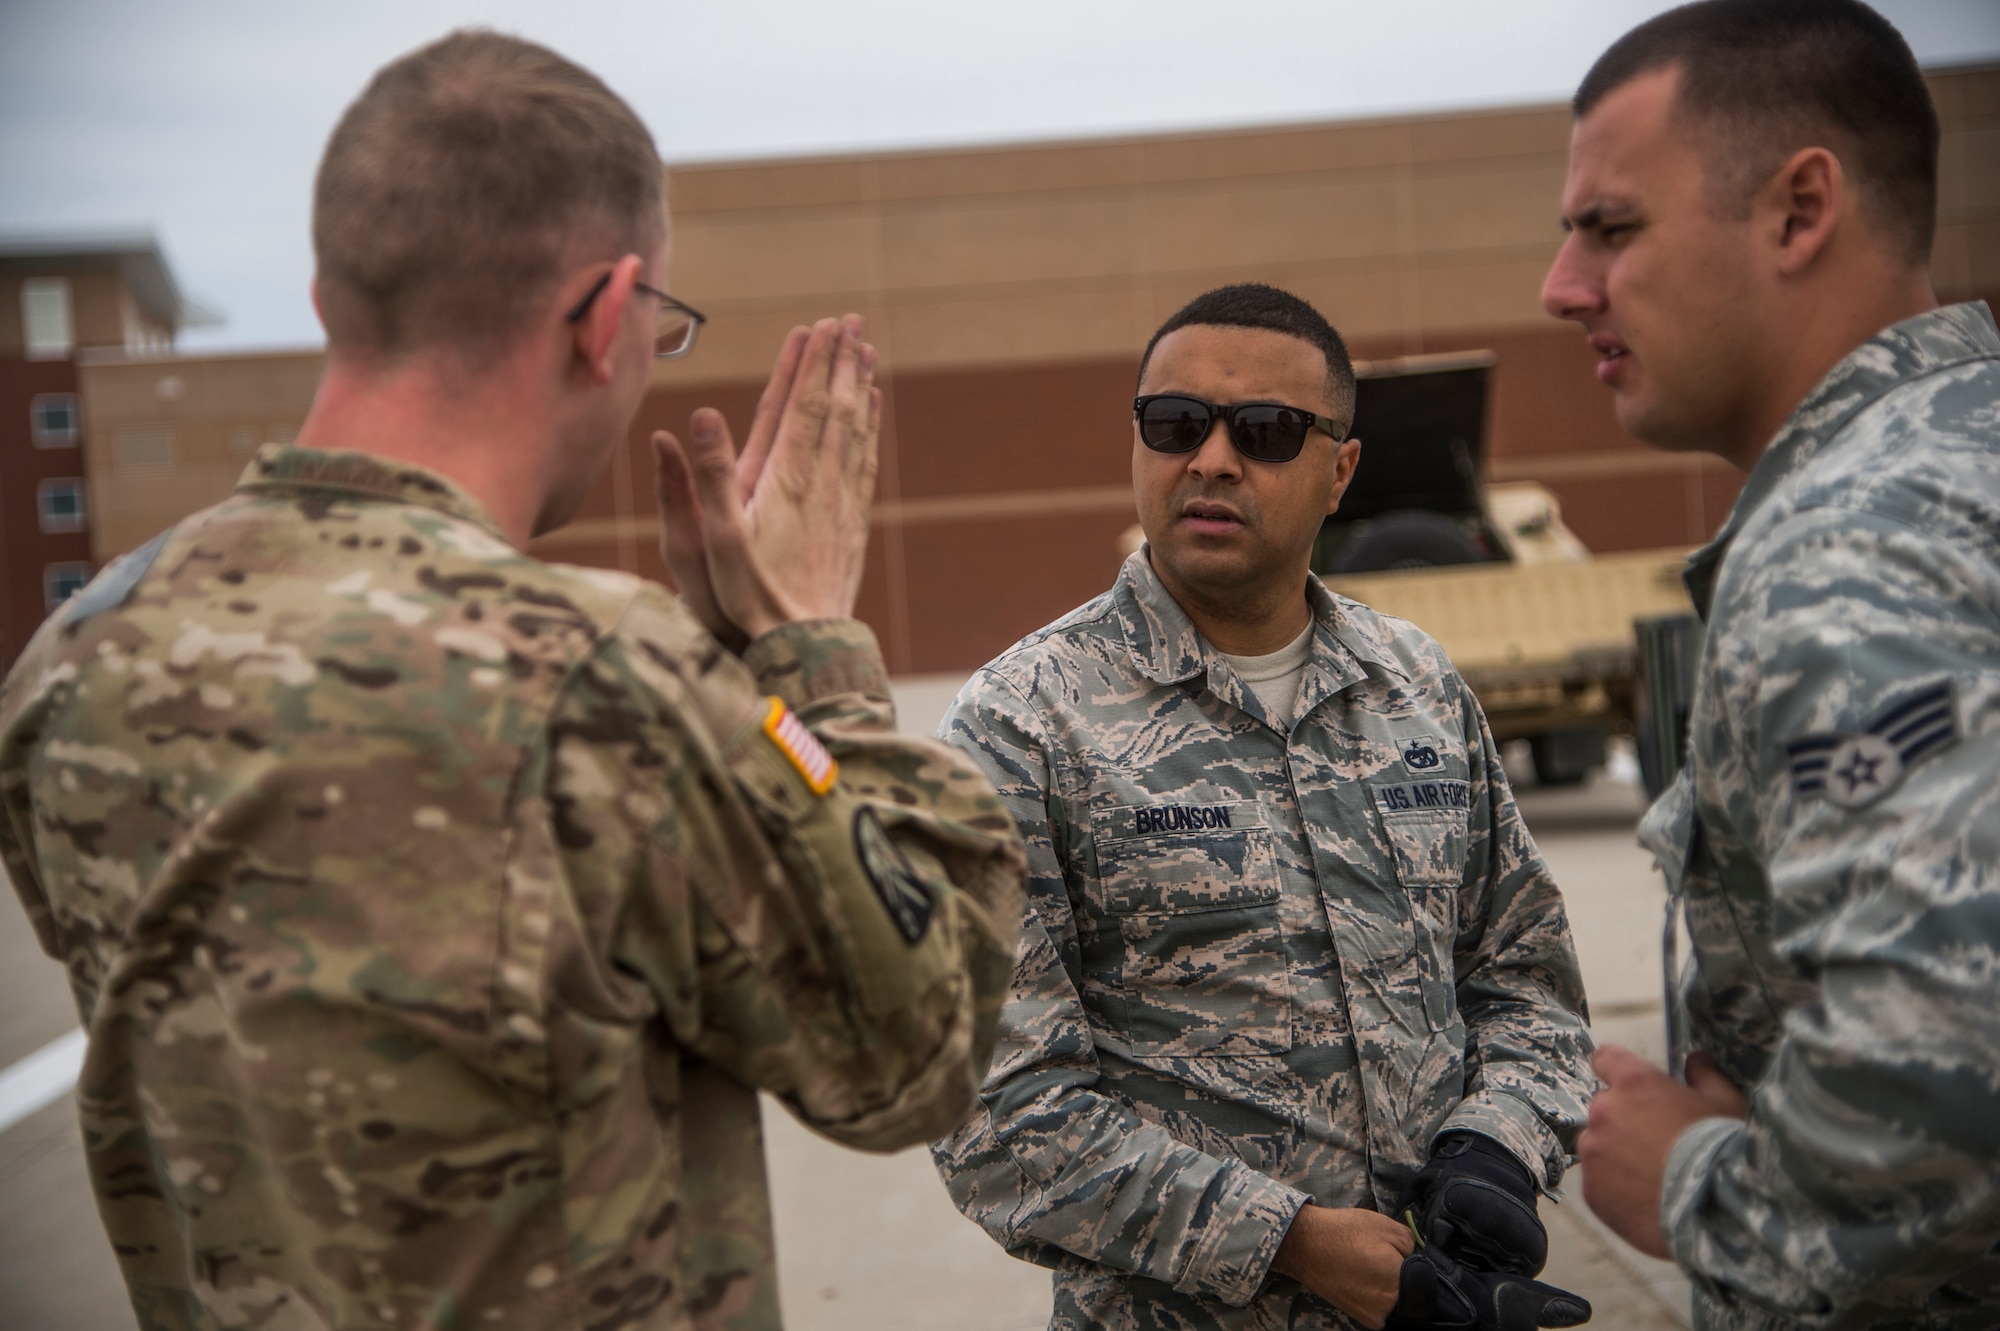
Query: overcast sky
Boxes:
[{"xmin": 3, "ymin": 0, "xmax": 1996, "ymax": 352}]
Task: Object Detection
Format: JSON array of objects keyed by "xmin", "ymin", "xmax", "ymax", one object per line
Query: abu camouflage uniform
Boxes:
[
  {"xmin": 930, "ymin": 551, "xmax": 1592, "ymax": 1329},
  {"xmin": 1643, "ymin": 303, "xmax": 2000, "ymax": 1330},
  {"xmin": 0, "ymin": 445, "xmax": 1025, "ymax": 1331}
]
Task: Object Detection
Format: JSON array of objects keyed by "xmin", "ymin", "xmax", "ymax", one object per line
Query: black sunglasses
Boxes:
[{"xmin": 1133, "ymin": 393, "xmax": 1348, "ymax": 463}]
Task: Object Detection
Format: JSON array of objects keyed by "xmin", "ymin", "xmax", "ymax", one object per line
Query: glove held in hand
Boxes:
[
  {"xmin": 1405, "ymin": 1132, "xmax": 1547, "ymax": 1277},
  {"xmin": 1386, "ymin": 1247, "xmax": 1591, "ymax": 1331}
]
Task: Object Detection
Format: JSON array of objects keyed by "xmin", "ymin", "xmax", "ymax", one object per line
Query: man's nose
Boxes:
[
  {"xmin": 1187, "ymin": 418, "xmax": 1241, "ymax": 480},
  {"xmin": 1541, "ymin": 235, "xmax": 1603, "ymax": 322}
]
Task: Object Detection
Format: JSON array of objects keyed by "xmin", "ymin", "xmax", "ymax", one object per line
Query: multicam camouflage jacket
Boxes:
[
  {"xmin": 930, "ymin": 551, "xmax": 1592, "ymax": 1330},
  {"xmin": 0, "ymin": 445, "xmax": 1025, "ymax": 1331},
  {"xmin": 1642, "ymin": 303, "xmax": 2000, "ymax": 1331}
]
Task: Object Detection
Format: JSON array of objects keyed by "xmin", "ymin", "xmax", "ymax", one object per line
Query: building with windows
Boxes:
[
  {"xmin": 0, "ymin": 233, "xmax": 216, "ymax": 666},
  {"xmin": 36, "ymin": 63, "xmax": 2000, "ymax": 676}
]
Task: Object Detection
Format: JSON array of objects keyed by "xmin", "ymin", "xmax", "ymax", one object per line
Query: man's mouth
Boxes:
[
  {"xmin": 1590, "ymin": 333, "xmax": 1631, "ymax": 385},
  {"xmin": 1181, "ymin": 500, "xmax": 1245, "ymax": 535}
]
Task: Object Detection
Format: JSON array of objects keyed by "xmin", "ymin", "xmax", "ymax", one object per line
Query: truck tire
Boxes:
[
  {"xmin": 1530, "ymin": 726, "xmax": 1607, "ymax": 786},
  {"xmin": 1330, "ymin": 510, "xmax": 1486, "ymax": 573}
]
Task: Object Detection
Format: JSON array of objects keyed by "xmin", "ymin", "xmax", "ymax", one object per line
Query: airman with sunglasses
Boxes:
[{"xmin": 932, "ymin": 283, "xmax": 1595, "ymax": 1330}]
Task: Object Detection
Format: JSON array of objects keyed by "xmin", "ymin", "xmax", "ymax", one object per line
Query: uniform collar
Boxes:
[
  {"xmin": 1682, "ymin": 301, "xmax": 2000, "ymax": 617},
  {"xmin": 1112, "ymin": 548, "xmax": 1402, "ymax": 723},
  {"xmin": 233, "ymin": 443, "xmax": 511, "ymax": 542}
]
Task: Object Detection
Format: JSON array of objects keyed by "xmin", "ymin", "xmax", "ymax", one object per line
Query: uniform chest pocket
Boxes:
[
  {"xmin": 1090, "ymin": 802, "xmax": 1291, "ymax": 1058},
  {"xmin": 1370, "ymin": 780, "xmax": 1471, "ymax": 1031}
]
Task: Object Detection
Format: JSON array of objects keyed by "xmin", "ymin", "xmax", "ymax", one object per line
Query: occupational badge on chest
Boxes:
[
  {"xmin": 1398, "ymin": 735, "xmax": 1444, "ymax": 772},
  {"xmin": 1784, "ymin": 680, "xmax": 1956, "ymax": 810}
]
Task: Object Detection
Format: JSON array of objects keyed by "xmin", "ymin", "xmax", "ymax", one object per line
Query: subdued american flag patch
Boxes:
[{"xmin": 763, "ymin": 697, "xmax": 837, "ymax": 795}]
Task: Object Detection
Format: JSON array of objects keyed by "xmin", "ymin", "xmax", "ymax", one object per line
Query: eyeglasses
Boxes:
[
  {"xmin": 566, "ymin": 272, "xmax": 707, "ymax": 360},
  {"xmin": 1133, "ymin": 393, "xmax": 1347, "ymax": 463}
]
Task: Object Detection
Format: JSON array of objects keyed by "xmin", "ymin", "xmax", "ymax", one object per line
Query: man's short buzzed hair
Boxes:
[
  {"xmin": 1139, "ymin": 283, "xmax": 1357, "ymax": 425},
  {"xmin": 1575, "ymin": 0, "xmax": 1938, "ymax": 265},
  {"xmin": 314, "ymin": 29, "xmax": 667, "ymax": 360}
]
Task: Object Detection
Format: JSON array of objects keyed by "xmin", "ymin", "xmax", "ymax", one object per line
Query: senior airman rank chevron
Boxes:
[
  {"xmin": 763, "ymin": 697, "xmax": 837, "ymax": 795},
  {"xmin": 1784, "ymin": 679, "xmax": 1958, "ymax": 810}
]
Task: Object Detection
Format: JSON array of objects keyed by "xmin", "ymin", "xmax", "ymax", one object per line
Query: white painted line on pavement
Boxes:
[{"xmin": 0, "ymin": 1027, "xmax": 85, "ymax": 1135}]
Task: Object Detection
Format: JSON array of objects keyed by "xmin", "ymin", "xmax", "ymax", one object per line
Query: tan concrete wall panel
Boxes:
[
  {"xmin": 668, "ymin": 160, "xmax": 870, "ymax": 216},
  {"xmin": 1414, "ymin": 251, "xmax": 1557, "ymax": 332},
  {"xmin": 1139, "ymin": 169, "xmax": 1413, "ymax": 271},
  {"xmin": 888, "ymin": 357, "xmax": 1136, "ymax": 499},
  {"xmin": 883, "ymin": 283, "xmax": 1146, "ymax": 370},
  {"xmin": 875, "ymin": 142, "xmax": 1143, "ymax": 203},
  {"xmin": 1412, "ymin": 160, "xmax": 1568, "ymax": 254},
  {"xmin": 670, "ymin": 211, "xmax": 878, "ymax": 304},
  {"xmin": 1945, "ymin": 122, "xmax": 2000, "ymax": 218},
  {"xmin": 879, "ymin": 195, "xmax": 1139, "ymax": 290},
  {"xmin": 1135, "ymin": 120, "xmax": 1412, "ymax": 184},
  {"xmin": 1933, "ymin": 64, "xmax": 2000, "ymax": 120},
  {"xmin": 1410, "ymin": 107, "xmax": 1572, "ymax": 165},
  {"xmin": 1963, "ymin": 226, "xmax": 2000, "ymax": 291}
]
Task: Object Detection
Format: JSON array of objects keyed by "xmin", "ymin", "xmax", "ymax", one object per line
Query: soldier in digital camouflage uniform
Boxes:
[
  {"xmin": 1543, "ymin": 4, "xmax": 2000, "ymax": 1327},
  {"xmin": 0, "ymin": 32, "xmax": 1023, "ymax": 1331},
  {"xmin": 931, "ymin": 284, "xmax": 1595, "ymax": 1330}
]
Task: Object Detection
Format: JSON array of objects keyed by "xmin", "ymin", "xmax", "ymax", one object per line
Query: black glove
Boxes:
[
  {"xmin": 1386, "ymin": 1247, "xmax": 1592, "ymax": 1331},
  {"xmin": 1404, "ymin": 1132, "xmax": 1547, "ymax": 1276}
]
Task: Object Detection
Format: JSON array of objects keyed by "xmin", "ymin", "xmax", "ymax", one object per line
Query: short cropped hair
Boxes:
[
  {"xmin": 313, "ymin": 30, "xmax": 666, "ymax": 360},
  {"xmin": 1139, "ymin": 283, "xmax": 1357, "ymax": 425},
  {"xmin": 1575, "ymin": 0, "xmax": 1938, "ymax": 265}
]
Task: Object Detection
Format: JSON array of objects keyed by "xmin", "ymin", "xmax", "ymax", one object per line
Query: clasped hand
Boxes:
[{"xmin": 652, "ymin": 315, "xmax": 881, "ymax": 649}]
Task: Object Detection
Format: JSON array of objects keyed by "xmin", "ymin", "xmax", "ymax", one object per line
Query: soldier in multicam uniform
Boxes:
[
  {"xmin": 930, "ymin": 283, "xmax": 1596, "ymax": 1330},
  {"xmin": 1542, "ymin": 3, "xmax": 2000, "ymax": 1327},
  {"xmin": 0, "ymin": 32, "xmax": 1024, "ymax": 1331}
]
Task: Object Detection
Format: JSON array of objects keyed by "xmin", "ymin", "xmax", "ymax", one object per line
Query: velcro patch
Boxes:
[
  {"xmin": 1785, "ymin": 680, "xmax": 1957, "ymax": 810},
  {"xmin": 1398, "ymin": 735, "xmax": 1445, "ymax": 772},
  {"xmin": 854, "ymin": 807, "xmax": 932, "ymax": 944},
  {"xmin": 1373, "ymin": 779, "xmax": 1472, "ymax": 813},
  {"xmin": 763, "ymin": 697, "xmax": 837, "ymax": 796}
]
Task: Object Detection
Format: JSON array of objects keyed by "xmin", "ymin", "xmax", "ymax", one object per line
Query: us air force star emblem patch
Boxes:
[
  {"xmin": 1785, "ymin": 681, "xmax": 1957, "ymax": 810},
  {"xmin": 853, "ymin": 806, "xmax": 933, "ymax": 944}
]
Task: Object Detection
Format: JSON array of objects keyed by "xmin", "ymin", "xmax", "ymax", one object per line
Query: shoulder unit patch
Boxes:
[
  {"xmin": 763, "ymin": 697, "xmax": 837, "ymax": 796},
  {"xmin": 1785, "ymin": 680, "xmax": 1958, "ymax": 810},
  {"xmin": 853, "ymin": 806, "xmax": 933, "ymax": 944}
]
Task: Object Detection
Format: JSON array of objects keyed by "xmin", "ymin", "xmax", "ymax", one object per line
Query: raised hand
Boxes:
[{"xmin": 652, "ymin": 315, "xmax": 882, "ymax": 647}]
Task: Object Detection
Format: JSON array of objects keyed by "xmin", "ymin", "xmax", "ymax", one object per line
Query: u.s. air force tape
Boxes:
[
  {"xmin": 1785, "ymin": 679, "xmax": 1958, "ymax": 810},
  {"xmin": 853, "ymin": 806, "xmax": 933, "ymax": 944},
  {"xmin": 762, "ymin": 697, "xmax": 837, "ymax": 795}
]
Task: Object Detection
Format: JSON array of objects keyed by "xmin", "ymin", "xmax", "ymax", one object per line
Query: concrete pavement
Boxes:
[{"xmin": 0, "ymin": 673, "xmax": 1692, "ymax": 1329}]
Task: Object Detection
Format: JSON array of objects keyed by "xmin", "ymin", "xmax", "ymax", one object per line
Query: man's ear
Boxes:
[
  {"xmin": 1763, "ymin": 146, "xmax": 1845, "ymax": 277},
  {"xmin": 1326, "ymin": 438, "xmax": 1363, "ymax": 515},
  {"xmin": 572, "ymin": 253, "xmax": 645, "ymax": 385}
]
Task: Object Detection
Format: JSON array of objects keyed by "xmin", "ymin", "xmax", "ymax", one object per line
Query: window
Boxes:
[
  {"xmin": 37, "ymin": 478, "xmax": 87, "ymax": 533},
  {"xmin": 22, "ymin": 278, "xmax": 74, "ymax": 359},
  {"xmin": 115, "ymin": 423, "xmax": 176, "ymax": 476},
  {"xmin": 44, "ymin": 562, "xmax": 93, "ymax": 612},
  {"xmin": 30, "ymin": 394, "xmax": 80, "ymax": 447}
]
